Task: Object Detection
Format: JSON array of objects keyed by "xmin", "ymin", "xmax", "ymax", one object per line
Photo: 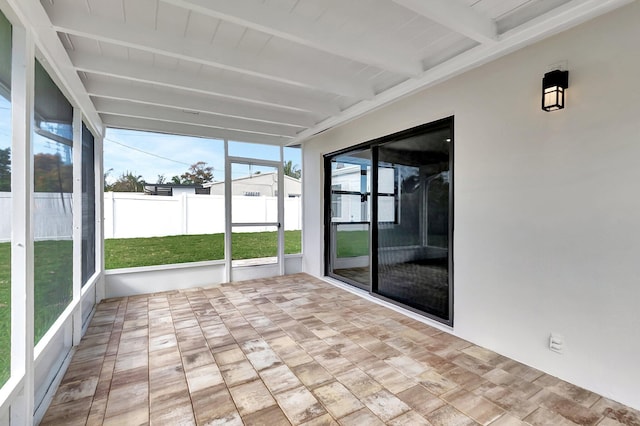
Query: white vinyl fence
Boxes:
[
  {"xmin": 0, "ymin": 192, "xmax": 302, "ymax": 242},
  {"xmin": 0, "ymin": 192, "xmax": 73, "ymax": 242},
  {"xmin": 105, "ymin": 193, "xmax": 301, "ymax": 238}
]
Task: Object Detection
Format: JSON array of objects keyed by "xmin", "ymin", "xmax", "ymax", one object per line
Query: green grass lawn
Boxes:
[
  {"xmin": 336, "ymin": 230, "xmax": 369, "ymax": 257},
  {"xmin": 0, "ymin": 239, "xmax": 72, "ymax": 387},
  {"xmin": 0, "ymin": 241, "xmax": 10, "ymax": 387},
  {"xmin": 34, "ymin": 240, "xmax": 73, "ymax": 345},
  {"xmin": 105, "ymin": 230, "xmax": 302, "ymax": 269}
]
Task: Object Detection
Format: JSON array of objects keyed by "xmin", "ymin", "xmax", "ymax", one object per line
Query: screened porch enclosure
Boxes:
[{"xmin": 3, "ymin": 0, "xmax": 640, "ymax": 423}]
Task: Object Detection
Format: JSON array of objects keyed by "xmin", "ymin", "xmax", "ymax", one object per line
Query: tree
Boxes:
[
  {"xmin": 104, "ymin": 168, "xmax": 113, "ymax": 189},
  {"xmin": 156, "ymin": 174, "xmax": 166, "ymax": 184},
  {"xmin": 34, "ymin": 153, "xmax": 73, "ymax": 192},
  {"xmin": 179, "ymin": 161, "xmax": 213, "ymax": 185},
  {"xmin": 0, "ymin": 147, "xmax": 10, "ymax": 192},
  {"xmin": 105, "ymin": 171, "xmax": 145, "ymax": 192},
  {"xmin": 284, "ymin": 160, "xmax": 301, "ymax": 179}
]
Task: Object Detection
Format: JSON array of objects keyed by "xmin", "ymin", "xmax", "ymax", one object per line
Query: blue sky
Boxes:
[
  {"xmin": 104, "ymin": 128, "xmax": 301, "ymax": 184},
  {"xmin": 2, "ymin": 97, "xmax": 72, "ymax": 163},
  {"xmin": 0, "ymin": 98, "xmax": 301, "ymax": 184},
  {"xmin": 104, "ymin": 128, "xmax": 225, "ymax": 184}
]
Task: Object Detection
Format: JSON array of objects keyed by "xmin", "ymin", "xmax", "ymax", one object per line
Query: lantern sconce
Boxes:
[{"xmin": 542, "ymin": 69, "xmax": 569, "ymax": 112}]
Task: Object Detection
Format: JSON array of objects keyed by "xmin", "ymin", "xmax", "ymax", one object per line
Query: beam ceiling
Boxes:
[
  {"xmin": 160, "ymin": 0, "xmax": 424, "ymax": 76},
  {"xmin": 48, "ymin": 9, "xmax": 374, "ymax": 98},
  {"xmin": 15, "ymin": 0, "xmax": 633, "ymax": 146},
  {"xmin": 392, "ymin": 0, "xmax": 497, "ymax": 43}
]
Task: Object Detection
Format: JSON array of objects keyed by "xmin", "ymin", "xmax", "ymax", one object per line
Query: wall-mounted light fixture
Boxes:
[{"xmin": 542, "ymin": 69, "xmax": 569, "ymax": 111}]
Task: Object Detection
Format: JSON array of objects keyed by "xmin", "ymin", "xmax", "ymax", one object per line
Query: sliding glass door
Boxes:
[
  {"xmin": 326, "ymin": 149, "xmax": 371, "ymax": 290},
  {"xmin": 325, "ymin": 118, "xmax": 453, "ymax": 325},
  {"xmin": 374, "ymin": 124, "xmax": 452, "ymax": 323}
]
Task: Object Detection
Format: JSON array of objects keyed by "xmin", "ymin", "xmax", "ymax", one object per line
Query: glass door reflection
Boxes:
[
  {"xmin": 374, "ymin": 127, "xmax": 452, "ymax": 322},
  {"xmin": 327, "ymin": 150, "xmax": 371, "ymax": 289}
]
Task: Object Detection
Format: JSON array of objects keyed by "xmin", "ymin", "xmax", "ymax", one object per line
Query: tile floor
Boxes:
[{"xmin": 41, "ymin": 273, "xmax": 639, "ymax": 425}]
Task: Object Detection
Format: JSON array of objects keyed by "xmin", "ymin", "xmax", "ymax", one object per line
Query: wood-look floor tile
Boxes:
[
  {"xmin": 366, "ymin": 362, "xmax": 415, "ymax": 394},
  {"xmin": 338, "ymin": 407, "xmax": 386, "ymax": 426},
  {"xmin": 190, "ymin": 384, "xmax": 237, "ymax": 424},
  {"xmin": 280, "ymin": 346, "xmax": 315, "ymax": 367},
  {"xmin": 220, "ymin": 359, "xmax": 259, "ymax": 386},
  {"xmin": 50, "ymin": 377, "xmax": 99, "ymax": 405},
  {"xmin": 425, "ymin": 405, "xmax": 478, "ymax": 426},
  {"xmin": 260, "ymin": 364, "xmax": 302, "ymax": 394},
  {"xmin": 442, "ymin": 366, "xmax": 486, "ymax": 391},
  {"xmin": 105, "ymin": 383, "xmax": 149, "ymax": 418},
  {"xmin": 299, "ymin": 413, "xmax": 339, "ymax": 425},
  {"xmin": 120, "ymin": 326, "xmax": 148, "ymax": 341},
  {"xmin": 413, "ymin": 350, "xmax": 457, "ymax": 374},
  {"xmin": 85, "ymin": 397, "xmax": 107, "ymax": 426},
  {"xmin": 462, "ymin": 345, "xmax": 502, "ymax": 365},
  {"xmin": 385, "ymin": 355, "xmax": 429, "ymax": 377},
  {"xmin": 149, "ymin": 333, "xmax": 177, "ymax": 352},
  {"xmin": 293, "ymin": 361, "xmax": 334, "ymax": 389},
  {"xmin": 110, "ymin": 365, "xmax": 148, "ymax": 389},
  {"xmin": 102, "ymin": 406, "xmax": 148, "ymax": 426},
  {"xmin": 336, "ymin": 368, "xmax": 383, "ymax": 399},
  {"xmin": 497, "ymin": 360, "xmax": 543, "ymax": 382},
  {"xmin": 229, "ymin": 379, "xmax": 276, "ymax": 416},
  {"xmin": 361, "ymin": 390, "xmax": 411, "ymax": 422},
  {"xmin": 243, "ymin": 405, "xmax": 292, "ymax": 426},
  {"xmin": 546, "ymin": 378, "xmax": 601, "ymax": 408},
  {"xmin": 185, "ymin": 362, "xmax": 224, "ymax": 393},
  {"xmin": 40, "ymin": 396, "xmax": 93, "ymax": 426},
  {"xmin": 214, "ymin": 346, "xmax": 246, "ymax": 365},
  {"xmin": 313, "ymin": 381, "xmax": 363, "ymax": 419},
  {"xmin": 592, "ymin": 397, "xmax": 640, "ymax": 426},
  {"xmin": 597, "ymin": 417, "xmax": 630, "ymax": 426},
  {"xmin": 181, "ymin": 347, "xmax": 215, "ymax": 371},
  {"xmin": 72, "ymin": 343, "xmax": 109, "ymax": 363},
  {"xmin": 530, "ymin": 389, "xmax": 602, "ymax": 425},
  {"xmin": 114, "ymin": 350, "xmax": 148, "ymax": 373},
  {"xmin": 150, "ymin": 401, "xmax": 195, "ymax": 425},
  {"xmin": 488, "ymin": 413, "xmax": 529, "ymax": 425},
  {"xmin": 523, "ymin": 406, "xmax": 579, "ymax": 426},
  {"xmin": 388, "ymin": 410, "xmax": 432, "ymax": 425},
  {"xmin": 313, "ymin": 350, "xmax": 354, "ymax": 375},
  {"xmin": 41, "ymin": 274, "xmax": 640, "ymax": 426},
  {"xmin": 246, "ymin": 347, "xmax": 283, "ymax": 371},
  {"xmin": 479, "ymin": 384, "xmax": 538, "ymax": 419},
  {"xmin": 442, "ymin": 388, "xmax": 504, "ymax": 425},
  {"xmin": 60, "ymin": 358, "xmax": 105, "ymax": 383},
  {"xmin": 396, "ymin": 384, "xmax": 446, "ymax": 417},
  {"xmin": 275, "ymin": 386, "xmax": 327, "ymax": 424}
]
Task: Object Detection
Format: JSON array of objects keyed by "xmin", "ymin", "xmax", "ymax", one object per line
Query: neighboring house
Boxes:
[
  {"xmin": 205, "ymin": 172, "xmax": 301, "ymax": 197},
  {"xmin": 329, "ymin": 163, "xmax": 396, "ymax": 223},
  {"xmin": 143, "ymin": 183, "xmax": 210, "ymax": 196}
]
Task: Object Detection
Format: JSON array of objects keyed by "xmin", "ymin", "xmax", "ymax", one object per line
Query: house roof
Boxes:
[
  {"xmin": 203, "ymin": 171, "xmax": 300, "ymax": 187},
  {"xmin": 145, "ymin": 183, "xmax": 204, "ymax": 189},
  {"xmin": 18, "ymin": 0, "xmax": 634, "ymax": 144}
]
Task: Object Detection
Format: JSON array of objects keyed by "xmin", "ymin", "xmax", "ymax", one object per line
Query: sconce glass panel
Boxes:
[{"xmin": 543, "ymin": 86, "xmax": 565, "ymax": 111}]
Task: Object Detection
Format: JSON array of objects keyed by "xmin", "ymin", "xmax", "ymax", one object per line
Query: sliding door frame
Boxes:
[{"xmin": 323, "ymin": 116, "xmax": 454, "ymax": 326}]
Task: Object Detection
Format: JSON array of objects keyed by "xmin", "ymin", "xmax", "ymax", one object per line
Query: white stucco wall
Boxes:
[{"xmin": 301, "ymin": 2, "xmax": 640, "ymax": 411}]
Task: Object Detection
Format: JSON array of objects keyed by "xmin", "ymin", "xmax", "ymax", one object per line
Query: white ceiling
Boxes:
[{"xmin": 21, "ymin": 0, "xmax": 636, "ymax": 144}]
